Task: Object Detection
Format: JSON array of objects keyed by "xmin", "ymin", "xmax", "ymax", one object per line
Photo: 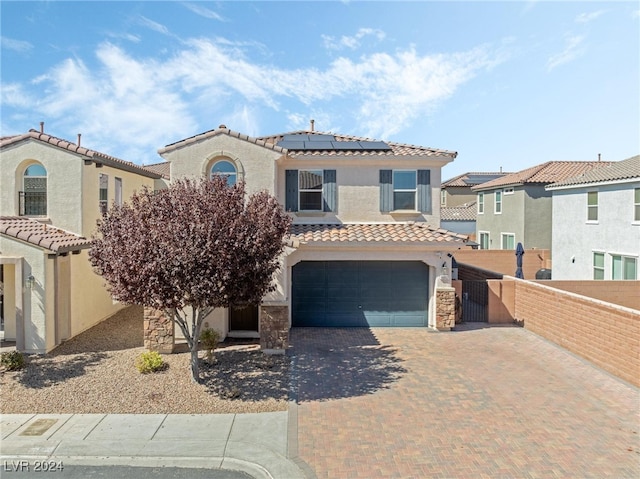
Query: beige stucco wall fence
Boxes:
[
  {"xmin": 454, "ymin": 249, "xmax": 551, "ymax": 280},
  {"xmin": 487, "ymin": 277, "xmax": 640, "ymax": 387}
]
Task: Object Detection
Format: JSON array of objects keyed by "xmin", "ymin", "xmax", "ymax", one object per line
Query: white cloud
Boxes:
[
  {"xmin": 183, "ymin": 3, "xmax": 225, "ymax": 21},
  {"xmin": 1, "ymin": 82, "xmax": 34, "ymax": 108},
  {"xmin": 106, "ymin": 32, "xmax": 141, "ymax": 43},
  {"xmin": 322, "ymin": 28, "xmax": 386, "ymax": 51},
  {"xmin": 547, "ymin": 35, "xmax": 585, "ymax": 71},
  {"xmin": 575, "ymin": 10, "xmax": 606, "ymax": 24},
  {"xmin": 1, "ymin": 36, "xmax": 33, "ymax": 53},
  {"xmin": 137, "ymin": 16, "xmax": 171, "ymax": 36},
  {"xmin": 6, "ymin": 37, "xmax": 505, "ymax": 162}
]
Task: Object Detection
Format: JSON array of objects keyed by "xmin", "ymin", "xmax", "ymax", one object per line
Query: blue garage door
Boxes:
[{"xmin": 292, "ymin": 261, "xmax": 429, "ymax": 327}]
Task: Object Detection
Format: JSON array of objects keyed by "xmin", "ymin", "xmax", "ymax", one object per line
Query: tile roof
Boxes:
[
  {"xmin": 441, "ymin": 202, "xmax": 477, "ymax": 221},
  {"xmin": 159, "ymin": 126, "xmax": 457, "ymax": 158},
  {"xmin": 1, "ymin": 130, "xmax": 162, "ymax": 179},
  {"xmin": 547, "ymin": 155, "xmax": 640, "ymax": 189},
  {"xmin": 0, "ymin": 217, "xmax": 91, "ymax": 253},
  {"xmin": 289, "ymin": 223, "xmax": 469, "ymax": 245},
  {"xmin": 144, "ymin": 161, "xmax": 171, "ymax": 179},
  {"xmin": 471, "ymin": 161, "xmax": 615, "ymax": 191},
  {"xmin": 259, "ymin": 130, "xmax": 457, "ymax": 158},
  {"xmin": 442, "ymin": 172, "xmax": 509, "ymax": 187}
]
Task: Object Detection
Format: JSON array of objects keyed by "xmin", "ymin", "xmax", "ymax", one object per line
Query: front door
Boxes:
[{"xmin": 229, "ymin": 305, "xmax": 259, "ymax": 331}]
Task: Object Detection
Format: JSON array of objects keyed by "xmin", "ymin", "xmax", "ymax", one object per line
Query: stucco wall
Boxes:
[
  {"xmin": 454, "ymin": 249, "xmax": 551, "ymax": 280},
  {"xmin": 551, "ymin": 182, "xmax": 640, "ymax": 280},
  {"xmin": 161, "ymin": 134, "xmax": 280, "ymax": 197},
  {"xmin": 1, "ymin": 141, "xmax": 84, "ymax": 233},
  {"xmin": 442, "ymin": 186, "xmax": 475, "ymax": 207},
  {"xmin": 523, "ymin": 185, "xmax": 552, "ymax": 250}
]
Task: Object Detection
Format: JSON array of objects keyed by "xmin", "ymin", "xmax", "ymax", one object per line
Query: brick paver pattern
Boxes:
[{"xmin": 291, "ymin": 326, "xmax": 640, "ymax": 479}]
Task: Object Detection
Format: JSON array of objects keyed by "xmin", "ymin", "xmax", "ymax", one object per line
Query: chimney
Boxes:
[
  {"xmin": 39, "ymin": 121, "xmax": 44, "ymax": 133},
  {"xmin": 77, "ymin": 133, "xmax": 81, "ymax": 147},
  {"xmin": 310, "ymin": 119, "xmax": 315, "ymax": 131}
]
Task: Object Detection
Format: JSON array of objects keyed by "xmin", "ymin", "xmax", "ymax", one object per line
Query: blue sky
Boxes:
[{"xmin": 1, "ymin": 1, "xmax": 638, "ymax": 178}]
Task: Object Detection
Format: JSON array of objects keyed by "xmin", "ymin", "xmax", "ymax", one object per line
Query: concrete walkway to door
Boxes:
[{"xmin": 288, "ymin": 325, "xmax": 639, "ymax": 478}]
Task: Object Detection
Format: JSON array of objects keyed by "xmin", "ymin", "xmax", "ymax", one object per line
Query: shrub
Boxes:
[
  {"xmin": 135, "ymin": 351, "xmax": 166, "ymax": 374},
  {"xmin": 1, "ymin": 351, "xmax": 26, "ymax": 371},
  {"xmin": 200, "ymin": 328, "xmax": 221, "ymax": 363}
]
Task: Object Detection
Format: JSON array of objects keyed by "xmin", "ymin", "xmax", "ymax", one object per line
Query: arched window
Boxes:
[
  {"xmin": 21, "ymin": 163, "xmax": 47, "ymax": 216},
  {"xmin": 210, "ymin": 160, "xmax": 237, "ymax": 186}
]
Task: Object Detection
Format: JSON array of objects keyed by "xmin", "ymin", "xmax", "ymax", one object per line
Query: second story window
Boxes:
[
  {"xmin": 115, "ymin": 177, "xmax": 123, "ymax": 206},
  {"xmin": 393, "ymin": 170, "xmax": 417, "ymax": 210},
  {"xmin": 495, "ymin": 190, "xmax": 503, "ymax": 214},
  {"xmin": 587, "ymin": 191, "xmax": 598, "ymax": 221},
  {"xmin": 99, "ymin": 174, "xmax": 108, "ymax": 215},
  {"xmin": 299, "ymin": 170, "xmax": 323, "ymax": 210},
  {"xmin": 20, "ymin": 163, "xmax": 47, "ymax": 216},
  {"xmin": 211, "ymin": 160, "xmax": 237, "ymax": 186},
  {"xmin": 478, "ymin": 192, "xmax": 484, "ymax": 214},
  {"xmin": 634, "ymin": 188, "xmax": 640, "ymax": 222},
  {"xmin": 440, "ymin": 189, "xmax": 446, "ymax": 206}
]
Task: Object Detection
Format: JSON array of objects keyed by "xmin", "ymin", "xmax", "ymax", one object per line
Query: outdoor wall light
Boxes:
[
  {"xmin": 441, "ymin": 262, "xmax": 449, "ymax": 276},
  {"xmin": 26, "ymin": 275, "xmax": 35, "ymax": 289}
]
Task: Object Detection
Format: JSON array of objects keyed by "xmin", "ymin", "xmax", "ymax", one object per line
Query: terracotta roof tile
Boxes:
[
  {"xmin": 472, "ymin": 161, "xmax": 615, "ymax": 191},
  {"xmin": 441, "ymin": 202, "xmax": 477, "ymax": 221},
  {"xmin": 159, "ymin": 126, "xmax": 286, "ymax": 155},
  {"xmin": 442, "ymin": 172, "xmax": 510, "ymax": 187},
  {"xmin": 0, "ymin": 217, "xmax": 91, "ymax": 253},
  {"xmin": 258, "ymin": 130, "xmax": 457, "ymax": 158},
  {"xmin": 289, "ymin": 223, "xmax": 468, "ymax": 245},
  {"xmin": 547, "ymin": 155, "xmax": 640, "ymax": 188},
  {"xmin": 144, "ymin": 161, "xmax": 171, "ymax": 179},
  {"xmin": 1, "ymin": 130, "xmax": 162, "ymax": 179}
]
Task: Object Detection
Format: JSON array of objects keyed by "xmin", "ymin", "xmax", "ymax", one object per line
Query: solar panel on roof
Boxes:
[
  {"xmin": 358, "ymin": 141, "xmax": 391, "ymax": 150},
  {"xmin": 281, "ymin": 134, "xmax": 309, "ymax": 142},
  {"xmin": 307, "ymin": 134, "xmax": 336, "ymax": 142},
  {"xmin": 464, "ymin": 174, "xmax": 503, "ymax": 185},
  {"xmin": 305, "ymin": 141, "xmax": 335, "ymax": 149},
  {"xmin": 276, "ymin": 141, "xmax": 306, "ymax": 149},
  {"xmin": 331, "ymin": 141, "xmax": 362, "ymax": 150}
]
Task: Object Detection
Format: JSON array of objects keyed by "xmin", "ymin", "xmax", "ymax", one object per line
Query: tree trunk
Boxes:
[{"xmin": 190, "ymin": 341, "xmax": 201, "ymax": 383}]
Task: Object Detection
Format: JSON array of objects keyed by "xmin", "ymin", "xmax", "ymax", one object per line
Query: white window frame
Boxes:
[
  {"xmin": 500, "ymin": 232, "xmax": 515, "ymax": 250},
  {"xmin": 479, "ymin": 231, "xmax": 490, "ymax": 250},
  {"xmin": 634, "ymin": 188, "xmax": 640, "ymax": 223},
  {"xmin": 611, "ymin": 254, "xmax": 637, "ymax": 280},
  {"xmin": 477, "ymin": 192, "xmax": 485, "ymax": 214},
  {"xmin": 440, "ymin": 189, "xmax": 446, "ymax": 207},
  {"xmin": 593, "ymin": 252, "xmax": 605, "ymax": 280},
  {"xmin": 115, "ymin": 177, "xmax": 123, "ymax": 206},
  {"xmin": 495, "ymin": 190, "xmax": 503, "ymax": 214},
  {"xmin": 99, "ymin": 173, "xmax": 108, "ymax": 215},
  {"xmin": 504, "ymin": 187, "xmax": 514, "ymax": 195},
  {"xmin": 587, "ymin": 190, "xmax": 598, "ymax": 222},
  {"xmin": 22, "ymin": 163, "xmax": 48, "ymax": 217},
  {"xmin": 298, "ymin": 169, "xmax": 324, "ymax": 211},
  {"xmin": 210, "ymin": 160, "xmax": 238, "ymax": 186},
  {"xmin": 392, "ymin": 170, "xmax": 417, "ymax": 211}
]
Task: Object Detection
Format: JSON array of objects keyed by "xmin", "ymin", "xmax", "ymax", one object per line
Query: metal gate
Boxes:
[{"xmin": 462, "ymin": 280, "xmax": 488, "ymax": 322}]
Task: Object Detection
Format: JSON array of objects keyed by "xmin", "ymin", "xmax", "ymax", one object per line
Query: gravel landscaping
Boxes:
[{"xmin": 0, "ymin": 306, "xmax": 291, "ymax": 414}]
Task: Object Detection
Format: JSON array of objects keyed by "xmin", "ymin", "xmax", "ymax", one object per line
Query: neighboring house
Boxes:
[
  {"xmin": 440, "ymin": 172, "xmax": 508, "ymax": 240},
  {"xmin": 546, "ymin": 155, "xmax": 640, "ymax": 280},
  {"xmin": 472, "ymin": 161, "xmax": 613, "ymax": 251},
  {"xmin": 0, "ymin": 127, "xmax": 165, "ymax": 352},
  {"xmin": 156, "ymin": 125, "xmax": 470, "ymax": 335}
]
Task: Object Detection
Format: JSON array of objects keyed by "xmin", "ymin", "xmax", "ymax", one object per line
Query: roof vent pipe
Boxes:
[
  {"xmin": 40, "ymin": 121, "xmax": 44, "ymax": 133},
  {"xmin": 77, "ymin": 133, "xmax": 81, "ymax": 147},
  {"xmin": 598, "ymin": 153, "xmax": 601, "ymax": 162},
  {"xmin": 310, "ymin": 119, "xmax": 315, "ymax": 131}
]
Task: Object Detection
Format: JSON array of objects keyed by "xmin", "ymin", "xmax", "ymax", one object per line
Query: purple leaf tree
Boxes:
[{"xmin": 89, "ymin": 176, "xmax": 292, "ymax": 382}]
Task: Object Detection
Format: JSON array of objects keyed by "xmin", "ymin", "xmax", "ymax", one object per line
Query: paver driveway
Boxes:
[{"xmin": 289, "ymin": 326, "xmax": 639, "ymax": 479}]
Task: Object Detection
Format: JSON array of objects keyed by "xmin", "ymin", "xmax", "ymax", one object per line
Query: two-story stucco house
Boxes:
[
  {"xmin": 471, "ymin": 161, "xmax": 613, "ymax": 251},
  {"xmin": 546, "ymin": 155, "xmax": 640, "ymax": 280},
  {"xmin": 155, "ymin": 125, "xmax": 469, "ymax": 340},
  {"xmin": 0, "ymin": 127, "xmax": 166, "ymax": 352}
]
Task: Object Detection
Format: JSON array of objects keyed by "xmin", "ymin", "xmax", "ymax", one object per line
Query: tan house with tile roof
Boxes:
[
  {"xmin": 0, "ymin": 127, "xmax": 166, "ymax": 352},
  {"xmin": 471, "ymin": 161, "xmax": 614, "ymax": 252},
  {"xmin": 546, "ymin": 155, "xmax": 640, "ymax": 280},
  {"xmin": 156, "ymin": 125, "xmax": 469, "ymax": 336}
]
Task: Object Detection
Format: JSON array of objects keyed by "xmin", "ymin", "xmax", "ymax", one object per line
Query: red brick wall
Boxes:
[
  {"xmin": 454, "ymin": 249, "xmax": 551, "ymax": 279},
  {"xmin": 513, "ymin": 280, "xmax": 639, "ymax": 387}
]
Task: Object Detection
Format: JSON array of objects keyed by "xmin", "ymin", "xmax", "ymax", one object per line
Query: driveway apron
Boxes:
[{"xmin": 290, "ymin": 326, "xmax": 640, "ymax": 479}]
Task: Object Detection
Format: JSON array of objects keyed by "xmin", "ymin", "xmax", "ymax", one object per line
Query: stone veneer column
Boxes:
[
  {"xmin": 435, "ymin": 288, "xmax": 456, "ymax": 331},
  {"xmin": 143, "ymin": 307, "xmax": 175, "ymax": 354},
  {"xmin": 259, "ymin": 305, "xmax": 289, "ymax": 354}
]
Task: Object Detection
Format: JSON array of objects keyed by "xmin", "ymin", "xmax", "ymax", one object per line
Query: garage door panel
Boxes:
[{"xmin": 292, "ymin": 261, "xmax": 429, "ymax": 327}]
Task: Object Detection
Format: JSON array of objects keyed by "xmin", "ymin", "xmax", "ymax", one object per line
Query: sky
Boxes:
[{"xmin": 1, "ymin": 1, "xmax": 639, "ymax": 179}]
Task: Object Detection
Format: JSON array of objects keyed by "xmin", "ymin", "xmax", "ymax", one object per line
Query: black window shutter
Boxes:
[
  {"xmin": 417, "ymin": 169, "xmax": 431, "ymax": 214},
  {"xmin": 285, "ymin": 170, "xmax": 299, "ymax": 212},
  {"xmin": 323, "ymin": 170, "xmax": 336, "ymax": 212}
]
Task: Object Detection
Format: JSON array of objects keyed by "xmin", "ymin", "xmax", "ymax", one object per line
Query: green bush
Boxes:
[
  {"xmin": 1, "ymin": 351, "xmax": 26, "ymax": 371},
  {"xmin": 135, "ymin": 351, "xmax": 166, "ymax": 374},
  {"xmin": 200, "ymin": 328, "xmax": 221, "ymax": 362}
]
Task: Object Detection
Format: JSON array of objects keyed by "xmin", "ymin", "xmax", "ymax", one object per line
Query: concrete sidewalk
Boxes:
[{"xmin": 0, "ymin": 412, "xmax": 306, "ymax": 479}]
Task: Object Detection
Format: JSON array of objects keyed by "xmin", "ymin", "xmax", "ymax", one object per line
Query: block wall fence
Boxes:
[{"xmin": 453, "ymin": 249, "xmax": 551, "ymax": 280}]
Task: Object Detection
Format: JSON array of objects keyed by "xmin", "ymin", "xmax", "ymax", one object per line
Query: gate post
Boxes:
[
  {"xmin": 260, "ymin": 305, "xmax": 289, "ymax": 354},
  {"xmin": 435, "ymin": 287, "xmax": 456, "ymax": 331}
]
